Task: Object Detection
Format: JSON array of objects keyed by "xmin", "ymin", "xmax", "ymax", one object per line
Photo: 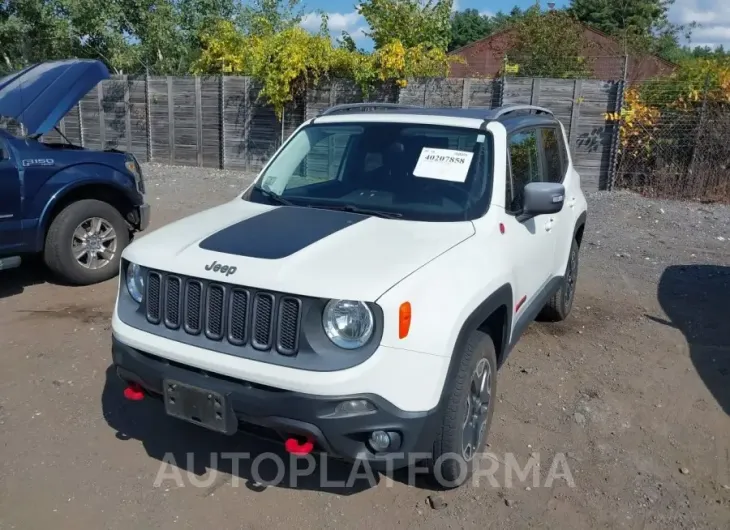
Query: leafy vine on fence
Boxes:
[{"xmin": 190, "ymin": 20, "xmax": 452, "ymax": 117}]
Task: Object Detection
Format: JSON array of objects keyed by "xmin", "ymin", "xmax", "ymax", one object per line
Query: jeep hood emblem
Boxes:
[{"xmin": 205, "ymin": 260, "xmax": 237, "ymax": 276}]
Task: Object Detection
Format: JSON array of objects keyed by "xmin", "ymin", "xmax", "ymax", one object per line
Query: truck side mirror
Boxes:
[{"xmin": 517, "ymin": 182, "xmax": 565, "ymax": 222}]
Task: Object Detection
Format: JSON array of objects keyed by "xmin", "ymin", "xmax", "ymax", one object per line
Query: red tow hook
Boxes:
[
  {"xmin": 123, "ymin": 382, "xmax": 145, "ymax": 401},
  {"xmin": 284, "ymin": 436, "xmax": 314, "ymax": 455}
]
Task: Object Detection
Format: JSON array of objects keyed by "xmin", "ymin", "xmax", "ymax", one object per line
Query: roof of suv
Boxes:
[{"xmin": 312, "ymin": 103, "xmax": 562, "ymax": 134}]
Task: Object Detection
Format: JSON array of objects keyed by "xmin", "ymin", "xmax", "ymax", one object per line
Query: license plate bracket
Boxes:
[{"xmin": 163, "ymin": 379, "xmax": 236, "ymax": 435}]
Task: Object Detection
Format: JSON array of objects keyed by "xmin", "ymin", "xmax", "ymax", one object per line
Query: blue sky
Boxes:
[{"xmin": 298, "ymin": 0, "xmax": 730, "ymax": 50}]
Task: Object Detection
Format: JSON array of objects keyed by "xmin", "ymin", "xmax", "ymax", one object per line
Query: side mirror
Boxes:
[{"xmin": 517, "ymin": 182, "xmax": 565, "ymax": 222}]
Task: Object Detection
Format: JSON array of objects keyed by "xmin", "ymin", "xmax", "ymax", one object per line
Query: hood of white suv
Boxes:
[{"xmin": 123, "ymin": 199, "xmax": 475, "ymax": 301}]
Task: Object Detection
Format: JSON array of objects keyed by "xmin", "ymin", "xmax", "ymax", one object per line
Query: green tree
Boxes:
[
  {"xmin": 568, "ymin": 0, "xmax": 691, "ymax": 59},
  {"xmin": 358, "ymin": 0, "xmax": 453, "ymax": 51},
  {"xmin": 0, "ymin": 0, "xmax": 246, "ymax": 75},
  {"xmin": 502, "ymin": 7, "xmax": 594, "ymax": 78},
  {"xmin": 448, "ymin": 8, "xmax": 494, "ymax": 52},
  {"xmin": 491, "ymin": 7, "xmax": 527, "ymax": 31},
  {"xmin": 239, "ymin": 0, "xmax": 304, "ymax": 36}
]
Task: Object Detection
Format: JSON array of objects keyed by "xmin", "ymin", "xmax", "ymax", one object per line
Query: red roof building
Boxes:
[{"xmin": 448, "ymin": 24, "xmax": 676, "ymax": 83}]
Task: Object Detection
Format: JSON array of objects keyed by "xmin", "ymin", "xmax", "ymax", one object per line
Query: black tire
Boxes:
[
  {"xmin": 427, "ymin": 330, "xmax": 498, "ymax": 489},
  {"xmin": 538, "ymin": 237, "xmax": 580, "ymax": 322},
  {"xmin": 43, "ymin": 199, "xmax": 129, "ymax": 285}
]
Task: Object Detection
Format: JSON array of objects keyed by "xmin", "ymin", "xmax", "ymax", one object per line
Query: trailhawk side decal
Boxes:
[{"xmin": 198, "ymin": 206, "xmax": 367, "ymax": 259}]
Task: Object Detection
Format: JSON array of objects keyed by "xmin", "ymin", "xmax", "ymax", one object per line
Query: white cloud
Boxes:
[
  {"xmin": 300, "ymin": 10, "xmax": 369, "ymax": 43},
  {"xmin": 669, "ymin": 0, "xmax": 730, "ymax": 47}
]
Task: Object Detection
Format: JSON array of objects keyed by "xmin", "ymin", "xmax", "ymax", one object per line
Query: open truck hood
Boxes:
[{"xmin": 0, "ymin": 59, "xmax": 109, "ymax": 137}]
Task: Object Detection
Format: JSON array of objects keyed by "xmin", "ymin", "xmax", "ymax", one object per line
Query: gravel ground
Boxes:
[{"xmin": 0, "ymin": 163, "xmax": 728, "ymax": 530}]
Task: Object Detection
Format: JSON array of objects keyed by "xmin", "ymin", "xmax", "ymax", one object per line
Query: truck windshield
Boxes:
[{"xmin": 246, "ymin": 121, "xmax": 492, "ymax": 222}]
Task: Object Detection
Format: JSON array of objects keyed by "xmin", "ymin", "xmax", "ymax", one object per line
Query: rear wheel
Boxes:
[
  {"xmin": 44, "ymin": 199, "xmax": 129, "ymax": 285},
  {"xmin": 538, "ymin": 237, "xmax": 580, "ymax": 322},
  {"xmin": 427, "ymin": 330, "xmax": 497, "ymax": 489}
]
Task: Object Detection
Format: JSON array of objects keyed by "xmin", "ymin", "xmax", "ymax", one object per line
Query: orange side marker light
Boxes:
[{"xmin": 399, "ymin": 302, "xmax": 412, "ymax": 339}]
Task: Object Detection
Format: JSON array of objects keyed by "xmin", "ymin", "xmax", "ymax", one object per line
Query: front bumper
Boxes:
[
  {"xmin": 112, "ymin": 336, "xmax": 442, "ymax": 468},
  {"xmin": 136, "ymin": 203, "xmax": 151, "ymax": 231}
]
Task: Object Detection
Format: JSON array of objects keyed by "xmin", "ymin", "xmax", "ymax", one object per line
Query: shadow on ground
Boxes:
[
  {"xmin": 100, "ymin": 367, "xmax": 440, "ymax": 495},
  {"xmin": 0, "ymin": 257, "xmax": 52, "ymax": 299},
  {"xmin": 654, "ymin": 265, "xmax": 730, "ymax": 415}
]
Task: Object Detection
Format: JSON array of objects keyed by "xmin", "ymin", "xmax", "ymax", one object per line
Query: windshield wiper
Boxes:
[
  {"xmin": 324, "ymin": 204, "xmax": 403, "ymax": 219},
  {"xmin": 255, "ymin": 186, "xmax": 295, "ymax": 206}
]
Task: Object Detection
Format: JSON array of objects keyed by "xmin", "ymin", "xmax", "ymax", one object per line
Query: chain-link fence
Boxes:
[
  {"xmin": 611, "ymin": 74, "xmax": 730, "ymax": 201},
  {"xmin": 499, "ymin": 53, "xmax": 729, "ymax": 201}
]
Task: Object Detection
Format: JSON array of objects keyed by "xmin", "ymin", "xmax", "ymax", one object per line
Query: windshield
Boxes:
[{"xmin": 245, "ymin": 121, "xmax": 492, "ymax": 222}]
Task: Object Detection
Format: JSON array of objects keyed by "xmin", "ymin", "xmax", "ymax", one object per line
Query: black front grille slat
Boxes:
[
  {"xmin": 146, "ymin": 272, "xmax": 162, "ymax": 324},
  {"xmin": 184, "ymin": 280, "xmax": 203, "ymax": 334},
  {"xmin": 276, "ymin": 297, "xmax": 301, "ymax": 355},
  {"xmin": 227, "ymin": 289, "xmax": 249, "ymax": 345},
  {"xmin": 147, "ymin": 270, "xmax": 302, "ymax": 355},
  {"xmin": 205, "ymin": 284, "xmax": 225, "ymax": 340},
  {"xmin": 164, "ymin": 276, "xmax": 182, "ymax": 329},
  {"xmin": 252, "ymin": 293, "xmax": 275, "ymax": 350}
]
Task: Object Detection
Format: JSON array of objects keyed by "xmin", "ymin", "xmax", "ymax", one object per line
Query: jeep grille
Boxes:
[{"xmin": 143, "ymin": 270, "xmax": 302, "ymax": 356}]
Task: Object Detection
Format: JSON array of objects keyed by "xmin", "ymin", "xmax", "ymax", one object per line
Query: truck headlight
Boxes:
[
  {"xmin": 322, "ymin": 300, "xmax": 374, "ymax": 349},
  {"xmin": 126, "ymin": 262, "xmax": 145, "ymax": 303}
]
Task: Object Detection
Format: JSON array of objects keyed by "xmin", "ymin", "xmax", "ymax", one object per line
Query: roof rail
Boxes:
[
  {"xmin": 317, "ymin": 102, "xmax": 423, "ymax": 117},
  {"xmin": 491, "ymin": 104, "xmax": 554, "ymax": 119}
]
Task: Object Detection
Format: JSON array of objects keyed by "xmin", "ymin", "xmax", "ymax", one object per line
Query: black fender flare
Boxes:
[{"xmin": 436, "ymin": 283, "xmax": 513, "ymax": 407}]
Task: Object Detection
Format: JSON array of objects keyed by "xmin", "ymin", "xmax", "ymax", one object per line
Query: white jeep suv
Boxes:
[{"xmin": 111, "ymin": 103, "xmax": 588, "ymax": 486}]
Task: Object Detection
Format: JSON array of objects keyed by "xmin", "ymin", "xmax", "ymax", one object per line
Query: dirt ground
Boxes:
[{"xmin": 0, "ymin": 165, "xmax": 728, "ymax": 530}]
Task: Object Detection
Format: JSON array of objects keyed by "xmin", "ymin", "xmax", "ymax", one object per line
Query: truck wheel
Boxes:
[
  {"xmin": 538, "ymin": 237, "xmax": 580, "ymax": 322},
  {"xmin": 428, "ymin": 330, "xmax": 497, "ymax": 489},
  {"xmin": 44, "ymin": 199, "xmax": 129, "ymax": 285}
]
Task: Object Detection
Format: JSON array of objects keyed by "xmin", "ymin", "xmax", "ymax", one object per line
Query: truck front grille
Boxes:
[{"xmin": 143, "ymin": 270, "xmax": 302, "ymax": 356}]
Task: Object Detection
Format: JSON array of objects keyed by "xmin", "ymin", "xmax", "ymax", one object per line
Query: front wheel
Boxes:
[
  {"xmin": 44, "ymin": 199, "xmax": 130, "ymax": 285},
  {"xmin": 427, "ymin": 330, "xmax": 498, "ymax": 489}
]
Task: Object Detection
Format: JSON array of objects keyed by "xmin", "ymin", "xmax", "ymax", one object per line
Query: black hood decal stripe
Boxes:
[{"xmin": 198, "ymin": 206, "xmax": 367, "ymax": 259}]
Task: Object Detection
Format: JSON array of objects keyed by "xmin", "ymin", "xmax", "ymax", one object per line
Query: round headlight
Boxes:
[
  {"xmin": 323, "ymin": 300, "xmax": 374, "ymax": 349},
  {"xmin": 126, "ymin": 262, "xmax": 144, "ymax": 303}
]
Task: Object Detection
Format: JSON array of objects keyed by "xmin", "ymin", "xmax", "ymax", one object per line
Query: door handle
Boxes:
[{"xmin": 545, "ymin": 218, "xmax": 554, "ymax": 232}]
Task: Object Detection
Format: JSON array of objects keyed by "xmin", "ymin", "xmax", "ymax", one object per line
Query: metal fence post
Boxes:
[
  {"xmin": 606, "ymin": 55, "xmax": 629, "ymax": 191},
  {"xmin": 686, "ymin": 72, "xmax": 711, "ymax": 184}
]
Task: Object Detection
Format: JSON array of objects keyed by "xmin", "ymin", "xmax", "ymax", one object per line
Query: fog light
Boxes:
[
  {"xmin": 369, "ymin": 430, "xmax": 391, "ymax": 452},
  {"xmin": 334, "ymin": 399, "xmax": 376, "ymax": 417}
]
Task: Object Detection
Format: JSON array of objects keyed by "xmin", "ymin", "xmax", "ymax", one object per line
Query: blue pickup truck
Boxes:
[{"xmin": 0, "ymin": 59, "xmax": 150, "ymax": 285}]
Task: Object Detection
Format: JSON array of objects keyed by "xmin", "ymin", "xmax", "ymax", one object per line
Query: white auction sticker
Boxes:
[{"xmin": 413, "ymin": 147, "xmax": 474, "ymax": 183}]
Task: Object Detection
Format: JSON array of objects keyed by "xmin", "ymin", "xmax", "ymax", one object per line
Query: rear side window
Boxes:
[
  {"xmin": 506, "ymin": 129, "xmax": 540, "ymax": 212},
  {"xmin": 540, "ymin": 128, "xmax": 566, "ymax": 183}
]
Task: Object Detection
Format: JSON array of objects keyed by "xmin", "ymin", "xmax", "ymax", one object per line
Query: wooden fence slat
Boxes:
[
  {"xmin": 195, "ymin": 77, "xmax": 203, "ymax": 167},
  {"xmin": 569, "ymin": 80, "xmax": 584, "ymax": 148},
  {"xmin": 97, "ymin": 84, "xmax": 105, "ymax": 149},
  {"xmin": 124, "ymin": 75, "xmax": 132, "ymax": 153},
  {"xmin": 167, "ymin": 76, "xmax": 174, "ymax": 163}
]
